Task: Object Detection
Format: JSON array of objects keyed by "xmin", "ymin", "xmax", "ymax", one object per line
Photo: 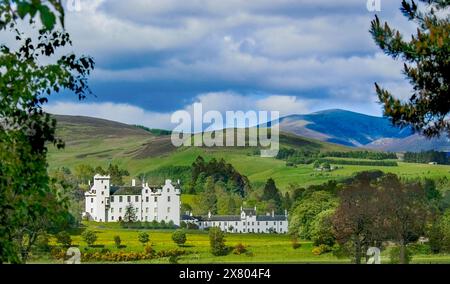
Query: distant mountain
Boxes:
[
  {"xmin": 366, "ymin": 134, "xmax": 450, "ymax": 152},
  {"xmin": 279, "ymin": 109, "xmax": 412, "ymax": 147},
  {"xmin": 278, "ymin": 109, "xmax": 448, "ymax": 152}
]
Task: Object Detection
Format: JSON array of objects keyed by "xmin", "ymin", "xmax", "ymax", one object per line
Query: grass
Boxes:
[{"xmin": 38, "ymin": 222, "xmax": 450, "ymax": 264}]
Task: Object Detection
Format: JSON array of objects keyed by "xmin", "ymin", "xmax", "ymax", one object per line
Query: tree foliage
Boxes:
[
  {"xmin": 0, "ymin": 1, "xmax": 93, "ymax": 263},
  {"xmin": 370, "ymin": 0, "xmax": 450, "ymax": 137},
  {"xmin": 209, "ymin": 227, "xmax": 227, "ymax": 256},
  {"xmin": 172, "ymin": 229, "xmax": 187, "ymax": 246}
]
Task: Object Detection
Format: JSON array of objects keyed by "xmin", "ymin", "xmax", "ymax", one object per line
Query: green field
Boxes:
[
  {"xmin": 48, "ymin": 116, "xmax": 450, "ymax": 192},
  {"xmin": 38, "ymin": 222, "xmax": 450, "ymax": 264}
]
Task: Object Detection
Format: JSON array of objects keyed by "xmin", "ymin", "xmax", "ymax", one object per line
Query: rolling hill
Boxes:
[{"xmin": 47, "ymin": 114, "xmax": 450, "ymax": 191}]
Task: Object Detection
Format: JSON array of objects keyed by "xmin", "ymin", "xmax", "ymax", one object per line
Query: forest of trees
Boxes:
[
  {"xmin": 288, "ymin": 171, "xmax": 450, "ymax": 264},
  {"xmin": 276, "ymin": 148, "xmax": 398, "ymax": 166},
  {"xmin": 403, "ymin": 151, "xmax": 449, "ymax": 165}
]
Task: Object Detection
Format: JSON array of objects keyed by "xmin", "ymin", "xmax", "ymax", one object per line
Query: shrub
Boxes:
[
  {"xmin": 55, "ymin": 231, "xmax": 72, "ymax": 248},
  {"xmin": 291, "ymin": 238, "xmax": 301, "ymax": 250},
  {"xmin": 172, "ymin": 229, "xmax": 187, "ymax": 246},
  {"xmin": 81, "ymin": 230, "xmax": 98, "ymax": 247},
  {"xmin": 114, "ymin": 236, "xmax": 121, "ymax": 248},
  {"xmin": 209, "ymin": 227, "xmax": 228, "ymax": 256},
  {"xmin": 233, "ymin": 243, "xmax": 247, "ymax": 255},
  {"xmin": 389, "ymin": 246, "xmax": 413, "ymax": 264},
  {"xmin": 35, "ymin": 233, "xmax": 51, "ymax": 252},
  {"xmin": 144, "ymin": 244, "xmax": 154, "ymax": 256},
  {"xmin": 312, "ymin": 244, "xmax": 332, "ymax": 255},
  {"xmin": 138, "ymin": 232, "xmax": 150, "ymax": 246},
  {"xmin": 50, "ymin": 247, "xmax": 66, "ymax": 260}
]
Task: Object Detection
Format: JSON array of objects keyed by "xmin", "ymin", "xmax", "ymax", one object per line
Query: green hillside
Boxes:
[{"xmin": 48, "ymin": 115, "xmax": 450, "ymax": 191}]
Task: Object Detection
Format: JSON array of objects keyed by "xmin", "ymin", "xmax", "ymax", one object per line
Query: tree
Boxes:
[
  {"xmin": 377, "ymin": 174, "xmax": 429, "ymax": 264},
  {"xmin": 82, "ymin": 230, "xmax": 98, "ymax": 247},
  {"xmin": 74, "ymin": 164, "xmax": 95, "ymax": 185},
  {"xmin": 313, "ymin": 160, "xmax": 321, "ymax": 169},
  {"xmin": 310, "ymin": 209, "xmax": 336, "ymax": 247},
  {"xmin": 370, "ymin": 0, "xmax": 450, "ymax": 138},
  {"xmin": 55, "ymin": 231, "xmax": 72, "ymax": 248},
  {"xmin": 138, "ymin": 232, "xmax": 150, "ymax": 246},
  {"xmin": 209, "ymin": 227, "xmax": 227, "ymax": 256},
  {"xmin": 107, "ymin": 164, "xmax": 129, "ymax": 186},
  {"xmin": 261, "ymin": 178, "xmax": 282, "ymax": 212},
  {"xmin": 289, "ymin": 191, "xmax": 337, "ymax": 240},
  {"xmin": 114, "ymin": 236, "xmax": 122, "ymax": 248},
  {"xmin": 0, "ymin": 1, "xmax": 93, "ymax": 263},
  {"xmin": 123, "ymin": 203, "xmax": 137, "ymax": 223},
  {"xmin": 332, "ymin": 175, "xmax": 383, "ymax": 264},
  {"xmin": 172, "ymin": 229, "xmax": 187, "ymax": 246}
]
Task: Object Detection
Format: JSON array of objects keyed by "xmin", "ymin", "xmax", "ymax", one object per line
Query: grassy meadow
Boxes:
[{"xmin": 37, "ymin": 222, "xmax": 450, "ymax": 264}]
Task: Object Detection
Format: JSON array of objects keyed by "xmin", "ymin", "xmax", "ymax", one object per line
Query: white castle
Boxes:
[
  {"xmin": 84, "ymin": 174, "xmax": 181, "ymax": 225},
  {"xmin": 84, "ymin": 174, "xmax": 289, "ymax": 234}
]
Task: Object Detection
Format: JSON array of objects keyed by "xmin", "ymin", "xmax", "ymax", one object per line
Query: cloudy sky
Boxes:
[{"xmin": 41, "ymin": 0, "xmax": 417, "ymax": 129}]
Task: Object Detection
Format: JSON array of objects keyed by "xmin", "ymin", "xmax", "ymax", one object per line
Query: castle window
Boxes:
[
  {"xmin": 127, "ymin": 196, "xmax": 131, "ymax": 202},
  {"xmin": 146, "ymin": 197, "xmax": 149, "ymax": 202},
  {"xmin": 145, "ymin": 190, "xmax": 148, "ymax": 194},
  {"xmin": 91, "ymin": 198, "xmax": 94, "ymax": 203},
  {"xmin": 167, "ymin": 207, "xmax": 170, "ymax": 213},
  {"xmin": 146, "ymin": 208, "xmax": 149, "ymax": 213},
  {"xmin": 111, "ymin": 196, "xmax": 114, "ymax": 202},
  {"xmin": 119, "ymin": 208, "xmax": 122, "ymax": 213},
  {"xmin": 90, "ymin": 208, "xmax": 93, "ymax": 213},
  {"xmin": 257, "ymin": 222, "xmax": 260, "ymax": 226},
  {"xmin": 154, "ymin": 207, "xmax": 157, "ymax": 213},
  {"xmin": 101, "ymin": 180, "xmax": 103, "ymax": 184},
  {"xmin": 252, "ymin": 222, "xmax": 254, "ymax": 226},
  {"xmin": 168, "ymin": 196, "xmax": 171, "ymax": 202},
  {"xmin": 119, "ymin": 196, "xmax": 123, "ymax": 203},
  {"xmin": 274, "ymin": 222, "xmax": 276, "ymax": 225},
  {"xmin": 235, "ymin": 222, "xmax": 238, "ymax": 226},
  {"xmin": 111, "ymin": 216, "xmax": 114, "ymax": 220},
  {"xmin": 135, "ymin": 196, "xmax": 139, "ymax": 202},
  {"xmin": 101, "ymin": 191, "xmax": 104, "ymax": 195},
  {"xmin": 266, "ymin": 222, "xmax": 268, "ymax": 225},
  {"xmin": 154, "ymin": 197, "xmax": 157, "ymax": 202},
  {"xmin": 104, "ymin": 186, "xmax": 107, "ymax": 189},
  {"xmin": 111, "ymin": 208, "xmax": 114, "ymax": 213},
  {"xmin": 145, "ymin": 216, "xmax": 148, "ymax": 221},
  {"xmin": 167, "ymin": 188, "xmax": 170, "ymax": 193}
]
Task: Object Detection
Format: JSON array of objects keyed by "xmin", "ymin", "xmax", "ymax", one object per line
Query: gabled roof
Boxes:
[
  {"xmin": 242, "ymin": 208, "xmax": 256, "ymax": 216},
  {"xmin": 110, "ymin": 186, "xmax": 142, "ymax": 195}
]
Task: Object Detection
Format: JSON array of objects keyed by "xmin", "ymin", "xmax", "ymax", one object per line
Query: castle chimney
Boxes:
[
  {"xmin": 208, "ymin": 211, "xmax": 212, "ymax": 219},
  {"xmin": 285, "ymin": 209, "xmax": 288, "ymax": 217},
  {"xmin": 132, "ymin": 179, "xmax": 136, "ymax": 187},
  {"xmin": 271, "ymin": 210, "xmax": 275, "ymax": 218}
]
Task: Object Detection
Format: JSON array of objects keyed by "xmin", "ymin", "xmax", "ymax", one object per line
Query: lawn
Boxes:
[{"xmin": 38, "ymin": 222, "xmax": 450, "ymax": 264}]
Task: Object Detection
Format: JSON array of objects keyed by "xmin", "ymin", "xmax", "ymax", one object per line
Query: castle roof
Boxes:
[
  {"xmin": 110, "ymin": 186, "xmax": 142, "ymax": 195},
  {"xmin": 242, "ymin": 208, "xmax": 256, "ymax": 216}
]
